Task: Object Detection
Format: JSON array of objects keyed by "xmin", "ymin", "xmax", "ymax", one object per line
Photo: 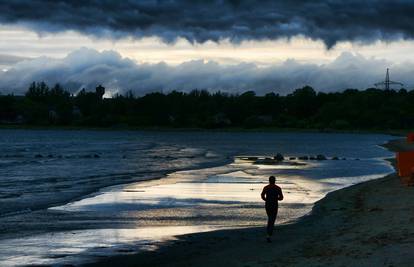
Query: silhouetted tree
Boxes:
[{"xmin": 1, "ymin": 82, "xmax": 413, "ymax": 130}]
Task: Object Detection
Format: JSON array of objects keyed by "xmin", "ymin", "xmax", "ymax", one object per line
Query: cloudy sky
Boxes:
[{"xmin": 0, "ymin": 0, "xmax": 413, "ymax": 95}]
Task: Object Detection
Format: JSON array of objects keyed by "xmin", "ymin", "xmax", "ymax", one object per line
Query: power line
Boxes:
[{"xmin": 374, "ymin": 68, "xmax": 404, "ymax": 90}]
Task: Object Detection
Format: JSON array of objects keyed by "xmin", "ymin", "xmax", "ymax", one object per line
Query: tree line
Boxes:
[{"xmin": 0, "ymin": 81, "xmax": 413, "ymax": 130}]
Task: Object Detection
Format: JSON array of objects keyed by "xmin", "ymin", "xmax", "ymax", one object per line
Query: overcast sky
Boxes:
[{"xmin": 0, "ymin": 0, "xmax": 413, "ymax": 95}]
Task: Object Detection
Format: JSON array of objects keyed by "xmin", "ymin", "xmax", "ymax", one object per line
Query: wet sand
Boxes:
[
  {"xmin": 90, "ymin": 174, "xmax": 414, "ymax": 267},
  {"xmin": 0, "ymin": 161, "xmax": 319, "ymax": 266},
  {"xmin": 88, "ymin": 143, "xmax": 414, "ymax": 267}
]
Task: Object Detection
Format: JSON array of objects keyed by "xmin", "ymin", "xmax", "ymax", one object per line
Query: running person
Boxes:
[{"xmin": 261, "ymin": 176, "xmax": 283, "ymax": 242}]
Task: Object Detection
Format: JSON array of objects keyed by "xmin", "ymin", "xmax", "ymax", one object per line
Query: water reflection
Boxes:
[
  {"xmin": 0, "ymin": 226, "xmax": 221, "ymax": 266},
  {"xmin": 0, "ymin": 131, "xmax": 394, "ymax": 266}
]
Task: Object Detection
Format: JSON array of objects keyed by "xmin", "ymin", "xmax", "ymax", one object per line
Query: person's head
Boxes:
[{"xmin": 269, "ymin": 176, "xmax": 276, "ymax": 184}]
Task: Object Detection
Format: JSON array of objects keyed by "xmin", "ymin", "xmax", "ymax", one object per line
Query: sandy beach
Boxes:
[{"xmin": 86, "ymin": 140, "xmax": 414, "ymax": 267}]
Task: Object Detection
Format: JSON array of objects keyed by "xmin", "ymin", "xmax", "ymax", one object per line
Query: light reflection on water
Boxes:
[
  {"xmin": 51, "ymin": 163, "xmax": 321, "ymax": 214},
  {"xmin": 0, "ymin": 130, "xmax": 395, "ymax": 266},
  {"xmin": 2, "ymin": 163, "xmax": 393, "ymax": 266},
  {"xmin": 20, "ymin": 159, "xmax": 389, "ymax": 266},
  {"xmin": 0, "ymin": 226, "xmax": 221, "ymax": 267}
]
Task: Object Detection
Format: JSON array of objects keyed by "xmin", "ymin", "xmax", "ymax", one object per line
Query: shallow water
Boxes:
[
  {"xmin": 0, "ymin": 226, "xmax": 224, "ymax": 267},
  {"xmin": 0, "ymin": 130, "xmax": 394, "ymax": 266}
]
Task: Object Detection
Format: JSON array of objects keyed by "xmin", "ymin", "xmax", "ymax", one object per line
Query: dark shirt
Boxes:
[{"xmin": 261, "ymin": 184, "xmax": 283, "ymax": 207}]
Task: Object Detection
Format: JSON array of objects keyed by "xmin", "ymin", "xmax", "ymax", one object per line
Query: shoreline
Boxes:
[
  {"xmin": 0, "ymin": 125, "xmax": 407, "ymax": 136},
  {"xmin": 0, "ymin": 158, "xmax": 232, "ymax": 220},
  {"xmin": 87, "ymin": 141, "xmax": 408, "ymax": 267},
  {"xmin": 0, "ymin": 132, "xmax": 394, "ymax": 266},
  {"xmin": 0, "ymin": 158, "xmax": 236, "ymax": 240}
]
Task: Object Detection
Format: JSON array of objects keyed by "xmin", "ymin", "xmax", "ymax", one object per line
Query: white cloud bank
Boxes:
[{"xmin": 0, "ymin": 48, "xmax": 412, "ymax": 95}]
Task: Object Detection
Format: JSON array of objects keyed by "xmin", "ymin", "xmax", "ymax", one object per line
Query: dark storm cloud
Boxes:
[
  {"xmin": 0, "ymin": 1, "xmax": 413, "ymax": 47},
  {"xmin": 0, "ymin": 48, "xmax": 410, "ymax": 95}
]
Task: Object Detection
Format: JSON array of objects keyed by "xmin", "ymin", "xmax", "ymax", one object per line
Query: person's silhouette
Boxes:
[{"xmin": 261, "ymin": 176, "xmax": 283, "ymax": 243}]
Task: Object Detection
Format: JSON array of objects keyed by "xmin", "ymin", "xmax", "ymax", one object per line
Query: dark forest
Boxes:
[{"xmin": 0, "ymin": 82, "xmax": 413, "ymax": 130}]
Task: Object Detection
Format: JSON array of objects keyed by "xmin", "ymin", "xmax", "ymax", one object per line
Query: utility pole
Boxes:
[
  {"xmin": 385, "ymin": 68, "xmax": 390, "ymax": 90},
  {"xmin": 374, "ymin": 68, "xmax": 403, "ymax": 90}
]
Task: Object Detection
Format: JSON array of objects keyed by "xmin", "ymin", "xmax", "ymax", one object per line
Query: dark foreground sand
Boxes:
[{"xmin": 88, "ymin": 142, "xmax": 414, "ymax": 267}]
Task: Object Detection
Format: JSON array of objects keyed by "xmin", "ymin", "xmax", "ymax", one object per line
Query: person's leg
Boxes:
[
  {"xmin": 266, "ymin": 206, "xmax": 277, "ymax": 242},
  {"xmin": 272, "ymin": 207, "xmax": 278, "ymax": 234},
  {"xmin": 267, "ymin": 210, "xmax": 276, "ymax": 236}
]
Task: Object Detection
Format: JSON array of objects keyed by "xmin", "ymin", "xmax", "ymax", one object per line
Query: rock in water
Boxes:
[
  {"xmin": 273, "ymin": 153, "xmax": 284, "ymax": 162},
  {"xmin": 316, "ymin": 154, "xmax": 327, "ymax": 160}
]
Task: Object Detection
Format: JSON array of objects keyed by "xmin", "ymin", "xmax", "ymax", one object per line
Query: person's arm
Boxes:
[
  {"xmin": 261, "ymin": 187, "xmax": 267, "ymax": 201},
  {"xmin": 278, "ymin": 188, "xmax": 284, "ymax": 201}
]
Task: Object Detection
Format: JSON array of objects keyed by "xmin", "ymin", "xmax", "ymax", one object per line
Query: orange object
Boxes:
[
  {"xmin": 396, "ymin": 151, "xmax": 414, "ymax": 177},
  {"xmin": 407, "ymin": 133, "xmax": 414, "ymax": 143},
  {"xmin": 400, "ymin": 167, "xmax": 414, "ymax": 186}
]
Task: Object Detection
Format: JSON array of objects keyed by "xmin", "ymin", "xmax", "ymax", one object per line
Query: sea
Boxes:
[{"xmin": 0, "ymin": 129, "xmax": 394, "ymax": 266}]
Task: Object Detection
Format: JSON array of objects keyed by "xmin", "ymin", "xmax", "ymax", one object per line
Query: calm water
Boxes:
[{"xmin": 0, "ymin": 130, "xmax": 393, "ymax": 266}]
